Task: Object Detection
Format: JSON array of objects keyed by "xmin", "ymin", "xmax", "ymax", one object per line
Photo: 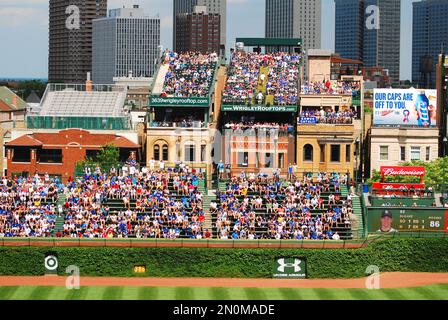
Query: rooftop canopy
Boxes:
[{"xmin": 235, "ymin": 38, "xmax": 302, "ymax": 48}]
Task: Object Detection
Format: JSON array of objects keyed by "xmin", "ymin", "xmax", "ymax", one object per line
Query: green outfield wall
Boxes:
[{"xmin": 0, "ymin": 238, "xmax": 447, "ymax": 279}]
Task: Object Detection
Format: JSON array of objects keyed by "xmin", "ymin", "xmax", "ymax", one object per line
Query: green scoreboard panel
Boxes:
[{"xmin": 367, "ymin": 208, "xmax": 448, "ymax": 233}]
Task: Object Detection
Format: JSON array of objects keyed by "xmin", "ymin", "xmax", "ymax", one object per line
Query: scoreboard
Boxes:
[{"xmin": 367, "ymin": 208, "xmax": 448, "ymax": 233}]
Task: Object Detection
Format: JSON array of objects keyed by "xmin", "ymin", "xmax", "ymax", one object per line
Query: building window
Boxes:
[
  {"xmin": 320, "ymin": 144, "xmax": 325, "ymax": 163},
  {"xmin": 154, "ymin": 145, "xmax": 160, "ymax": 161},
  {"xmin": 86, "ymin": 150, "xmax": 99, "ymax": 161},
  {"xmin": 201, "ymin": 145, "xmax": 207, "ymax": 163},
  {"xmin": 411, "ymin": 147, "xmax": 421, "ymax": 161},
  {"xmin": 426, "ymin": 147, "xmax": 431, "ymax": 161},
  {"xmin": 185, "ymin": 144, "xmax": 196, "ymax": 162},
  {"xmin": 330, "ymin": 145, "xmax": 341, "ymax": 163},
  {"xmin": 400, "ymin": 146, "xmax": 406, "ymax": 162},
  {"xmin": 303, "ymin": 144, "xmax": 313, "ymax": 162},
  {"xmin": 162, "ymin": 145, "xmax": 168, "ymax": 161},
  {"xmin": 238, "ymin": 152, "xmax": 248, "ymax": 167},
  {"xmin": 265, "ymin": 153, "xmax": 272, "ymax": 168},
  {"xmin": 278, "ymin": 153, "xmax": 285, "ymax": 168},
  {"xmin": 39, "ymin": 149, "xmax": 63, "ymax": 164},
  {"xmin": 346, "ymin": 145, "xmax": 351, "ymax": 163},
  {"xmin": 380, "ymin": 146, "xmax": 389, "ymax": 161},
  {"xmin": 12, "ymin": 147, "xmax": 31, "ymax": 163}
]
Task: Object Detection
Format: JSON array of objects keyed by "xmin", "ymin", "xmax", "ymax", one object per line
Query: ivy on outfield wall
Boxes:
[{"xmin": 0, "ymin": 239, "xmax": 447, "ymax": 279}]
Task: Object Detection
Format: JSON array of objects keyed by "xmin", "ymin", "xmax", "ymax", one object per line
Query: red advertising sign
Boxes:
[
  {"xmin": 372, "ymin": 183, "xmax": 425, "ymax": 190},
  {"xmin": 445, "ymin": 211, "xmax": 448, "ymax": 233},
  {"xmin": 380, "ymin": 166, "xmax": 426, "ymax": 177}
]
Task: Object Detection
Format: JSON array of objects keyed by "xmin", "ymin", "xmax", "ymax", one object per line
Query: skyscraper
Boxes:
[
  {"xmin": 173, "ymin": 0, "xmax": 226, "ymax": 51},
  {"xmin": 334, "ymin": 0, "xmax": 401, "ymax": 83},
  {"xmin": 334, "ymin": 0, "xmax": 364, "ymax": 62},
  {"xmin": 365, "ymin": 0, "xmax": 401, "ymax": 83},
  {"xmin": 176, "ymin": 6, "xmax": 221, "ymax": 54},
  {"xmin": 92, "ymin": 5, "xmax": 160, "ymax": 84},
  {"xmin": 48, "ymin": 0, "xmax": 107, "ymax": 83},
  {"xmin": 412, "ymin": 0, "xmax": 448, "ymax": 88},
  {"xmin": 265, "ymin": 0, "xmax": 321, "ymax": 77}
]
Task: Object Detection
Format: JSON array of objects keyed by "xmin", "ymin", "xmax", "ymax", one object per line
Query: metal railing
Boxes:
[{"xmin": 0, "ymin": 234, "xmax": 371, "ymax": 249}]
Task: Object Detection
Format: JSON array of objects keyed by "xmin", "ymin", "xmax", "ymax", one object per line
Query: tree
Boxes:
[
  {"xmin": 14, "ymin": 80, "xmax": 47, "ymax": 100},
  {"xmin": 86, "ymin": 144, "xmax": 120, "ymax": 171}
]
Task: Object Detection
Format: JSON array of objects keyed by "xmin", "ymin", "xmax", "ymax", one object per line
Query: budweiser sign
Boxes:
[{"xmin": 380, "ymin": 166, "xmax": 426, "ymax": 177}]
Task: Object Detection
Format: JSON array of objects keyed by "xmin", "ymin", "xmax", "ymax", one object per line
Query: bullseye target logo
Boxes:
[{"xmin": 44, "ymin": 255, "xmax": 59, "ymax": 272}]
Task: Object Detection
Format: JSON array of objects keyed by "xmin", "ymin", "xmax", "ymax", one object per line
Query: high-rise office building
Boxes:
[
  {"xmin": 48, "ymin": 0, "xmax": 107, "ymax": 83},
  {"xmin": 334, "ymin": 0, "xmax": 401, "ymax": 83},
  {"xmin": 92, "ymin": 5, "xmax": 160, "ymax": 84},
  {"xmin": 334, "ymin": 0, "xmax": 364, "ymax": 62},
  {"xmin": 173, "ymin": 0, "xmax": 226, "ymax": 51},
  {"xmin": 412, "ymin": 0, "xmax": 448, "ymax": 88},
  {"xmin": 365, "ymin": 0, "xmax": 401, "ymax": 83},
  {"xmin": 265, "ymin": 0, "xmax": 321, "ymax": 78},
  {"xmin": 265, "ymin": 0, "xmax": 321, "ymax": 50},
  {"xmin": 176, "ymin": 6, "xmax": 221, "ymax": 54}
]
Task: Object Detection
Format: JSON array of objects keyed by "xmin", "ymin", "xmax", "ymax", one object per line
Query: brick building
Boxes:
[
  {"xmin": 5, "ymin": 129, "xmax": 140, "ymax": 181},
  {"xmin": 175, "ymin": 6, "xmax": 221, "ymax": 54}
]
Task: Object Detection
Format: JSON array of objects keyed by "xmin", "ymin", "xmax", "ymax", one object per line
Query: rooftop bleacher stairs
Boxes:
[
  {"xmin": 341, "ymin": 186, "xmax": 364, "ymax": 239},
  {"xmin": 52, "ymin": 193, "xmax": 66, "ymax": 237},
  {"xmin": 152, "ymin": 64, "xmax": 170, "ymax": 95}
]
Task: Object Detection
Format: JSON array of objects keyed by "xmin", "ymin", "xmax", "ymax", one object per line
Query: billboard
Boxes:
[
  {"xmin": 367, "ymin": 208, "xmax": 448, "ymax": 233},
  {"xmin": 373, "ymin": 89, "xmax": 437, "ymax": 127}
]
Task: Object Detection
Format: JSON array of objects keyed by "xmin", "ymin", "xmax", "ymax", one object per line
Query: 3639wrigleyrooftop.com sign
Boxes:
[{"xmin": 150, "ymin": 96, "xmax": 210, "ymax": 107}]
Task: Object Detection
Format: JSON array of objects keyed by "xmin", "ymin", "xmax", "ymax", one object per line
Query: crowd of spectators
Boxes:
[
  {"xmin": 299, "ymin": 108, "xmax": 357, "ymax": 124},
  {"xmin": 223, "ymin": 51, "xmax": 301, "ymax": 106},
  {"xmin": 301, "ymin": 81, "xmax": 360, "ymax": 96},
  {"xmin": 0, "ymin": 174, "xmax": 61, "ymax": 237},
  {"xmin": 211, "ymin": 172, "xmax": 352, "ymax": 240},
  {"xmin": 151, "ymin": 115, "xmax": 204, "ymax": 128},
  {"xmin": 224, "ymin": 121, "xmax": 294, "ymax": 134},
  {"xmin": 161, "ymin": 51, "xmax": 218, "ymax": 98},
  {"xmin": 62, "ymin": 166, "xmax": 206, "ymax": 239}
]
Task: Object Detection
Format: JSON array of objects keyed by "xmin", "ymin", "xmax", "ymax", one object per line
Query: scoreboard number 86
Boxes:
[{"xmin": 429, "ymin": 221, "xmax": 441, "ymax": 228}]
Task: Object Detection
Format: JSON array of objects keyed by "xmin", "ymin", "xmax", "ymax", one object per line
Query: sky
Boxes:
[{"xmin": 0, "ymin": 0, "xmax": 415, "ymax": 80}]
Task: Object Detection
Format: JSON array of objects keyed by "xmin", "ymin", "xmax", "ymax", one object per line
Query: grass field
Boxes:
[{"xmin": 0, "ymin": 285, "xmax": 447, "ymax": 300}]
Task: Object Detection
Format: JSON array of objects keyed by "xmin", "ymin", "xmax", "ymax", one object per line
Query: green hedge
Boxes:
[{"xmin": 1, "ymin": 238, "xmax": 448, "ymax": 279}]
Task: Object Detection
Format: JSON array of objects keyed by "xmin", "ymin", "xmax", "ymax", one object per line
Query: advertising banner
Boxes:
[
  {"xmin": 380, "ymin": 166, "xmax": 426, "ymax": 178},
  {"xmin": 150, "ymin": 96, "xmax": 210, "ymax": 107},
  {"xmin": 373, "ymin": 89, "xmax": 437, "ymax": 127},
  {"xmin": 298, "ymin": 117, "xmax": 317, "ymax": 124},
  {"xmin": 222, "ymin": 105, "xmax": 297, "ymax": 112},
  {"xmin": 272, "ymin": 258, "xmax": 307, "ymax": 279}
]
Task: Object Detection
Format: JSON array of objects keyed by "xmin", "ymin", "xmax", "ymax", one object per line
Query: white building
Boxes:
[{"xmin": 92, "ymin": 5, "xmax": 160, "ymax": 84}]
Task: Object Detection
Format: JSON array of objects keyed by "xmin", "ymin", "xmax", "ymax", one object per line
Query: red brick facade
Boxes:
[{"xmin": 6, "ymin": 129, "xmax": 139, "ymax": 181}]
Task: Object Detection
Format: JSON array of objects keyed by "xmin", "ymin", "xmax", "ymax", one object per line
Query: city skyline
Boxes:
[{"xmin": 1, "ymin": 0, "xmax": 415, "ymax": 81}]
